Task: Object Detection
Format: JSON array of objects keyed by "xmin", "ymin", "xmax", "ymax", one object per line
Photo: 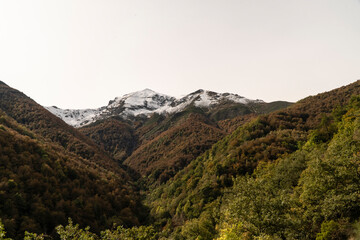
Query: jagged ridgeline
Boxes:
[{"xmin": 0, "ymin": 81, "xmax": 147, "ymax": 239}]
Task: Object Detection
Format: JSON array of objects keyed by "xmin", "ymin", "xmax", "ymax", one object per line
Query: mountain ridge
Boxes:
[
  {"xmin": 46, "ymin": 89, "xmax": 266, "ymax": 128},
  {"xmin": 2, "ymin": 80, "xmax": 360, "ymax": 239}
]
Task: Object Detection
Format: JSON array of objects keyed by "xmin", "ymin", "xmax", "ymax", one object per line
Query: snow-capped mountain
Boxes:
[
  {"xmin": 46, "ymin": 89, "xmax": 263, "ymax": 127},
  {"xmin": 107, "ymin": 88, "xmax": 176, "ymax": 115}
]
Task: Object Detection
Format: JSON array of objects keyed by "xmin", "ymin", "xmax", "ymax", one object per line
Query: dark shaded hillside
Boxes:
[
  {"xmin": 0, "ymin": 110, "xmax": 146, "ymax": 239},
  {"xmin": 124, "ymin": 113, "xmax": 226, "ymax": 184},
  {"xmin": 79, "ymin": 117, "xmax": 138, "ymax": 163},
  {"xmin": 249, "ymin": 100, "xmax": 293, "ymax": 114},
  {"xmin": 136, "ymin": 106, "xmax": 217, "ymax": 143},
  {"xmin": 216, "ymin": 101, "xmax": 292, "ymax": 133},
  {"xmin": 147, "ymin": 80, "xmax": 360, "ymax": 239},
  {"xmin": 122, "ymin": 100, "xmax": 292, "ymax": 184},
  {"xmin": 79, "ymin": 106, "xmax": 227, "ymax": 185},
  {"xmin": 0, "ymin": 81, "xmax": 123, "ymax": 176},
  {"xmin": 217, "ymin": 113, "xmax": 257, "ymax": 133}
]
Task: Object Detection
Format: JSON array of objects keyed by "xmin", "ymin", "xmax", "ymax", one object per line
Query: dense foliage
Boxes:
[
  {"xmin": 79, "ymin": 118, "xmax": 138, "ymax": 163},
  {"xmin": 0, "ymin": 111, "xmax": 146, "ymax": 239},
  {"xmin": 124, "ymin": 113, "xmax": 225, "ymax": 184},
  {"xmin": 79, "ymin": 99, "xmax": 292, "ymax": 185},
  {"xmin": 0, "ymin": 82, "xmax": 122, "ymax": 174},
  {"xmin": 217, "ymin": 96, "xmax": 360, "ymax": 239},
  {"xmin": 0, "ymin": 81, "xmax": 148, "ymax": 239},
  {"xmin": 0, "ymin": 218, "xmax": 158, "ymax": 240},
  {"xmin": 145, "ymin": 81, "xmax": 360, "ymax": 239},
  {"xmin": 2, "ymin": 80, "xmax": 360, "ymax": 239}
]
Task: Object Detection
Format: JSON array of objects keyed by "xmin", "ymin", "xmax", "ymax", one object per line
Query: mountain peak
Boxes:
[
  {"xmin": 115, "ymin": 88, "xmax": 169, "ymax": 101},
  {"xmin": 128, "ymin": 88, "xmax": 157, "ymax": 96},
  {"xmin": 142, "ymin": 88, "xmax": 156, "ymax": 93},
  {"xmin": 46, "ymin": 89, "xmax": 264, "ymax": 127},
  {"xmin": 107, "ymin": 89, "xmax": 173, "ymax": 110},
  {"xmin": 189, "ymin": 89, "xmax": 206, "ymax": 95}
]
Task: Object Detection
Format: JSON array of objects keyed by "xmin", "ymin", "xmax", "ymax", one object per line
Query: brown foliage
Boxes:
[
  {"xmin": 124, "ymin": 113, "xmax": 225, "ymax": 183},
  {"xmin": 0, "ymin": 82, "xmax": 123, "ymax": 175},
  {"xmin": 80, "ymin": 118, "xmax": 138, "ymax": 162}
]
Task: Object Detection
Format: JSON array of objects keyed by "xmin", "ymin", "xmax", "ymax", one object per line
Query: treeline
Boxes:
[{"xmin": 0, "ymin": 219, "xmax": 157, "ymax": 240}]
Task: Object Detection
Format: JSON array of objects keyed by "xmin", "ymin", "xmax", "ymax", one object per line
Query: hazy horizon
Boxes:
[{"xmin": 1, "ymin": 0, "xmax": 360, "ymax": 108}]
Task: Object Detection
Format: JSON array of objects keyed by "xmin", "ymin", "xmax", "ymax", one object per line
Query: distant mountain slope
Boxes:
[
  {"xmin": 74, "ymin": 91, "xmax": 291, "ymax": 185},
  {"xmin": 79, "ymin": 117, "xmax": 138, "ymax": 162},
  {"xmin": 124, "ymin": 112, "xmax": 226, "ymax": 184},
  {"xmin": 147, "ymin": 80, "xmax": 360, "ymax": 239},
  {"xmin": 46, "ymin": 89, "xmax": 267, "ymax": 128}
]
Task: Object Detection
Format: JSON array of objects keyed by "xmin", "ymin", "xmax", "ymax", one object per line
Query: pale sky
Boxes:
[{"xmin": 1, "ymin": 0, "xmax": 360, "ymax": 109}]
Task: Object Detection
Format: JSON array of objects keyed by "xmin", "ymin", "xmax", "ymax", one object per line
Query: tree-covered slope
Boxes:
[
  {"xmin": 147, "ymin": 80, "xmax": 360, "ymax": 239},
  {"xmin": 2, "ymin": 80, "xmax": 359, "ymax": 239},
  {"xmin": 217, "ymin": 96, "xmax": 360, "ymax": 240},
  {"xmin": 124, "ymin": 112, "xmax": 226, "ymax": 184},
  {"xmin": 0, "ymin": 82, "xmax": 151, "ymax": 239},
  {"xmin": 0, "ymin": 110, "xmax": 146, "ymax": 239},
  {"xmin": 79, "ymin": 117, "xmax": 138, "ymax": 163},
  {"xmin": 80, "ymin": 99, "xmax": 291, "ymax": 186},
  {"xmin": 0, "ymin": 81, "xmax": 122, "ymax": 175}
]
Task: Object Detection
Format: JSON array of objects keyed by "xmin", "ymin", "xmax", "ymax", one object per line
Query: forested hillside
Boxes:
[
  {"xmin": 123, "ymin": 110, "xmax": 226, "ymax": 184},
  {"xmin": 0, "ymin": 81, "xmax": 124, "ymax": 175},
  {"xmin": 0, "ymin": 83, "xmax": 147, "ymax": 239},
  {"xmin": 146, "ymin": 80, "xmax": 360, "ymax": 239},
  {"xmin": 1, "ymin": 80, "xmax": 360, "ymax": 239},
  {"xmin": 216, "ymin": 95, "xmax": 360, "ymax": 239},
  {"xmin": 79, "ymin": 117, "xmax": 138, "ymax": 163},
  {"xmin": 80, "ymin": 98, "xmax": 291, "ymax": 186}
]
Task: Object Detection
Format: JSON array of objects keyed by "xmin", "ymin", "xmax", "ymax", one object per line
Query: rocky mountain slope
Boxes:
[{"xmin": 46, "ymin": 89, "xmax": 265, "ymax": 128}]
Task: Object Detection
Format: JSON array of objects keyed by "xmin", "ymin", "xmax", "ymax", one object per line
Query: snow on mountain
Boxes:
[
  {"xmin": 45, "ymin": 89, "xmax": 263, "ymax": 127},
  {"xmin": 107, "ymin": 88, "xmax": 175, "ymax": 115},
  {"xmin": 46, "ymin": 106, "xmax": 103, "ymax": 127}
]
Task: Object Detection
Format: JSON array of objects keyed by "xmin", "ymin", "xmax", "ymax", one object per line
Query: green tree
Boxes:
[
  {"xmin": 23, "ymin": 232, "xmax": 44, "ymax": 240},
  {"xmin": 56, "ymin": 218, "xmax": 97, "ymax": 240},
  {"xmin": 0, "ymin": 219, "xmax": 12, "ymax": 240},
  {"xmin": 101, "ymin": 225, "xmax": 158, "ymax": 240}
]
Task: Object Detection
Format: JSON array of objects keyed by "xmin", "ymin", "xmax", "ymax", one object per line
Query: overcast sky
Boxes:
[{"xmin": 1, "ymin": 0, "xmax": 360, "ymax": 109}]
